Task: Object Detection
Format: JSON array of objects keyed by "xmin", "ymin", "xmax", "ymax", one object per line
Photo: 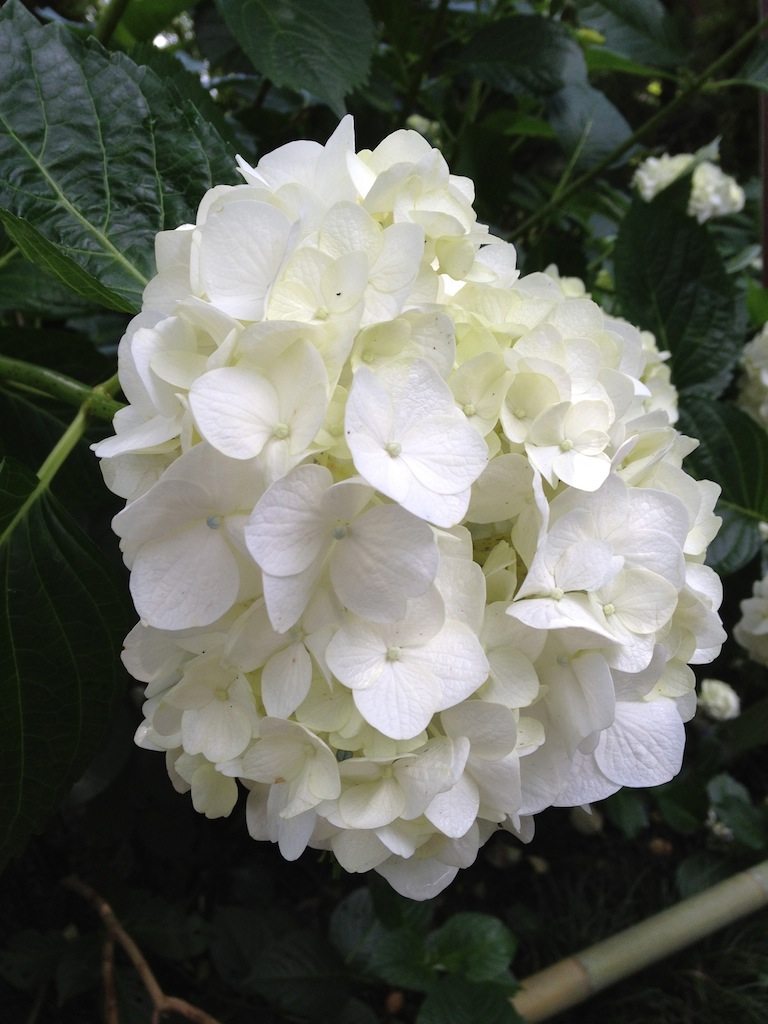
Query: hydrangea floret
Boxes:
[
  {"xmin": 98, "ymin": 117, "xmax": 725, "ymax": 900},
  {"xmin": 632, "ymin": 146, "xmax": 745, "ymax": 223}
]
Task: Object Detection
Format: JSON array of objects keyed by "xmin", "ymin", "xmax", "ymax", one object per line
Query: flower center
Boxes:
[
  {"xmin": 215, "ymin": 687, "xmax": 229, "ymax": 701},
  {"xmin": 560, "ymin": 439, "xmax": 574, "ymax": 452},
  {"xmin": 332, "ymin": 522, "xmax": 348, "ymax": 540},
  {"xmin": 463, "ymin": 402, "xmax": 476, "ymax": 417},
  {"xmin": 386, "ymin": 645, "xmax": 402, "ymax": 662},
  {"xmin": 603, "ymin": 602, "xmax": 616, "ymax": 616},
  {"xmin": 385, "ymin": 441, "xmax": 402, "ymax": 458},
  {"xmin": 206, "ymin": 515, "xmax": 221, "ymax": 529},
  {"xmin": 273, "ymin": 422, "xmax": 290, "ymax": 440},
  {"xmin": 550, "ymin": 587, "xmax": 564, "ymax": 601}
]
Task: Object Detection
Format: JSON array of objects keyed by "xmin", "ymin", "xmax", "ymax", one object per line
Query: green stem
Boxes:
[
  {"xmin": 0, "ymin": 245, "xmax": 19, "ymax": 270},
  {"xmin": 518, "ymin": 15, "xmax": 768, "ymax": 235},
  {"xmin": 0, "ymin": 354, "xmax": 124, "ymax": 421},
  {"xmin": 399, "ymin": 0, "xmax": 450, "ymax": 125},
  {"xmin": 93, "ymin": 0, "xmax": 133, "ymax": 46},
  {"xmin": 36, "ymin": 407, "xmax": 89, "ymax": 489}
]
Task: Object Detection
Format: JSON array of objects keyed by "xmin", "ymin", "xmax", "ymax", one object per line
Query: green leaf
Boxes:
[
  {"xmin": 0, "ymin": 253, "xmax": 92, "ymax": 317},
  {"xmin": 417, "ymin": 976, "xmax": 523, "ymax": 1024},
  {"xmin": 707, "ymin": 773, "xmax": 768, "ymax": 850},
  {"xmin": 252, "ymin": 929, "xmax": 350, "ymax": 1020},
  {"xmin": 721, "ymin": 696, "xmax": 768, "ymax": 757},
  {"xmin": 123, "ymin": 891, "xmax": 209, "ymax": 960},
  {"xmin": 460, "ymin": 15, "xmax": 586, "ymax": 96},
  {"xmin": 584, "ymin": 46, "xmax": 677, "ymax": 80},
  {"xmin": 613, "ymin": 183, "xmax": 739, "ymax": 398},
  {"xmin": 747, "ymin": 279, "xmax": 768, "ymax": 327},
  {"xmin": 120, "ymin": 0, "xmax": 203, "ymax": 42},
  {"xmin": 0, "ymin": 1, "xmax": 236, "ymax": 312},
  {"xmin": 575, "ymin": 0, "xmax": 686, "ymax": 70},
  {"xmin": 734, "ymin": 38, "xmax": 768, "ymax": 92},
  {"xmin": 0, "ymin": 928, "xmax": 65, "ymax": 993},
  {"xmin": 426, "ymin": 913, "xmax": 516, "ymax": 984},
  {"xmin": 547, "ymin": 83, "xmax": 632, "ymax": 170},
  {"xmin": 675, "ymin": 851, "xmax": 732, "ymax": 898},
  {"xmin": 214, "ymin": 0, "xmax": 375, "ymax": 116},
  {"xmin": 602, "ymin": 789, "xmax": 649, "ymax": 839},
  {"xmin": 677, "ymin": 401, "xmax": 768, "ymax": 576},
  {"xmin": 368, "ymin": 928, "xmax": 435, "ymax": 992},
  {"xmin": 0, "ymin": 457, "xmax": 129, "ymax": 870},
  {"xmin": 329, "ymin": 887, "xmax": 387, "ymax": 966}
]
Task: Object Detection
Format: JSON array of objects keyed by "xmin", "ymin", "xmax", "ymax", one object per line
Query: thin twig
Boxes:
[
  {"xmin": 63, "ymin": 876, "xmax": 222, "ymax": 1024},
  {"xmin": 102, "ymin": 935, "xmax": 118, "ymax": 1024}
]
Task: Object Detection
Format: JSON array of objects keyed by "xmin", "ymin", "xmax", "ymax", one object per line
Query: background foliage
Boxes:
[{"xmin": 2, "ymin": 0, "xmax": 768, "ymax": 1021}]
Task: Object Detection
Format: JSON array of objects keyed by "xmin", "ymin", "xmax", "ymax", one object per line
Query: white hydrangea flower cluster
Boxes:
[
  {"xmin": 633, "ymin": 152, "xmax": 745, "ymax": 223},
  {"xmin": 95, "ymin": 118, "xmax": 725, "ymax": 900}
]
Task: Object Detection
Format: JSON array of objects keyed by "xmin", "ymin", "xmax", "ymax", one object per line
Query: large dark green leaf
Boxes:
[
  {"xmin": 0, "ymin": 1, "xmax": 236, "ymax": 313},
  {"xmin": 678, "ymin": 401, "xmax": 768, "ymax": 576},
  {"xmin": 0, "ymin": 457, "xmax": 129, "ymax": 871},
  {"xmin": 214, "ymin": 0, "xmax": 375, "ymax": 117},
  {"xmin": 252, "ymin": 929, "xmax": 350, "ymax": 1019},
  {"xmin": 425, "ymin": 913, "xmax": 517, "ymax": 984},
  {"xmin": 613, "ymin": 182, "xmax": 740, "ymax": 399},
  {"xmin": 417, "ymin": 977, "xmax": 523, "ymax": 1024},
  {"xmin": 575, "ymin": 0, "xmax": 686, "ymax": 70},
  {"xmin": 460, "ymin": 15, "xmax": 586, "ymax": 97},
  {"xmin": 547, "ymin": 82, "xmax": 632, "ymax": 170}
]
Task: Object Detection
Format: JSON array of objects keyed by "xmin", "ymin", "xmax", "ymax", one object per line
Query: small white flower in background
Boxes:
[
  {"xmin": 97, "ymin": 116, "xmax": 724, "ymax": 900},
  {"xmin": 738, "ymin": 322, "xmax": 768, "ymax": 429},
  {"xmin": 697, "ymin": 678, "xmax": 741, "ymax": 721},
  {"xmin": 632, "ymin": 145, "xmax": 745, "ymax": 223},
  {"xmin": 734, "ymin": 573, "xmax": 768, "ymax": 667}
]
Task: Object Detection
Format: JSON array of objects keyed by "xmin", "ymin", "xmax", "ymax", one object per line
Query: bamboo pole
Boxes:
[{"xmin": 512, "ymin": 858, "xmax": 768, "ymax": 1022}]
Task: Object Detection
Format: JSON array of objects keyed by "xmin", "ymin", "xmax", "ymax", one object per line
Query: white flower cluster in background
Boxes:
[
  {"xmin": 734, "ymin": 573, "xmax": 768, "ymax": 667},
  {"xmin": 95, "ymin": 117, "xmax": 725, "ymax": 900},
  {"xmin": 697, "ymin": 678, "xmax": 740, "ymax": 721},
  {"xmin": 737, "ymin": 322, "xmax": 768, "ymax": 428},
  {"xmin": 632, "ymin": 149, "xmax": 745, "ymax": 223}
]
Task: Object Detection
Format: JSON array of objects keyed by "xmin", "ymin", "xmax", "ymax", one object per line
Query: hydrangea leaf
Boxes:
[
  {"xmin": 0, "ymin": 0, "xmax": 236, "ymax": 313},
  {"xmin": 214, "ymin": 0, "xmax": 375, "ymax": 116},
  {"xmin": 547, "ymin": 83, "xmax": 632, "ymax": 171},
  {"xmin": 250, "ymin": 928, "xmax": 350, "ymax": 1019},
  {"xmin": 677, "ymin": 400, "xmax": 768, "ymax": 576},
  {"xmin": 425, "ymin": 912, "xmax": 517, "ymax": 984},
  {"xmin": 0, "ymin": 458, "xmax": 129, "ymax": 871},
  {"xmin": 460, "ymin": 14, "xmax": 586, "ymax": 96},
  {"xmin": 575, "ymin": 0, "xmax": 686, "ymax": 70},
  {"xmin": 417, "ymin": 976, "xmax": 523, "ymax": 1024},
  {"xmin": 613, "ymin": 181, "xmax": 741, "ymax": 398}
]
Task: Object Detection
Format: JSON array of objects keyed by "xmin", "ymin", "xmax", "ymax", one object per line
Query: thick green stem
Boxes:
[
  {"xmin": 512, "ymin": 858, "xmax": 768, "ymax": 1022},
  {"xmin": 519, "ymin": 15, "xmax": 768, "ymax": 235},
  {"xmin": 36, "ymin": 407, "xmax": 89, "ymax": 489},
  {"xmin": 0, "ymin": 354, "xmax": 124, "ymax": 421},
  {"xmin": 93, "ymin": 0, "xmax": 133, "ymax": 45}
]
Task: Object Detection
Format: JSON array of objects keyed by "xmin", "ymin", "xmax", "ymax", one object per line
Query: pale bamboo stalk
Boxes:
[{"xmin": 512, "ymin": 858, "xmax": 768, "ymax": 1022}]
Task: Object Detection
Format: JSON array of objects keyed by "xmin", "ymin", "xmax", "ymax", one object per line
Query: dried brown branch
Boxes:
[{"xmin": 63, "ymin": 875, "xmax": 221, "ymax": 1024}]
